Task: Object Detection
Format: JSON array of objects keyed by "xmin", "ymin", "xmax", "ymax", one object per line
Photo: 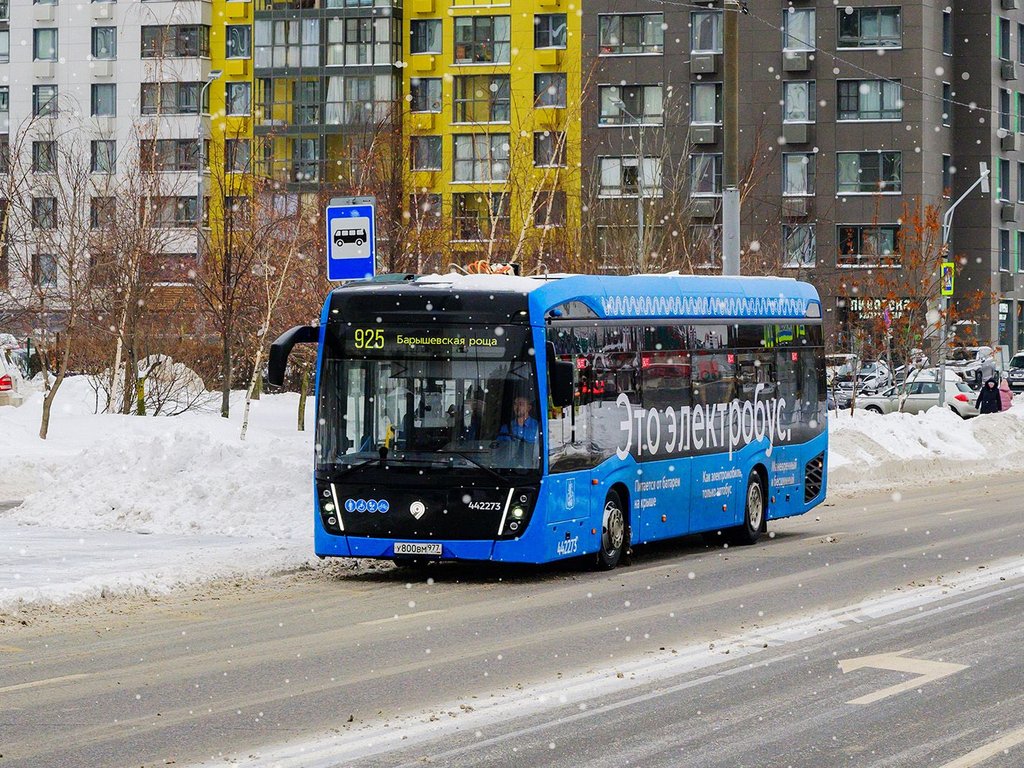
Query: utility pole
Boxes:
[
  {"xmin": 721, "ymin": 0, "xmax": 743, "ymax": 276},
  {"xmin": 937, "ymin": 162, "xmax": 990, "ymax": 407}
]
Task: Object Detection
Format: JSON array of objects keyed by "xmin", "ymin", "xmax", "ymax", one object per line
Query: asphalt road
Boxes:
[{"xmin": 2, "ymin": 473, "xmax": 1024, "ymax": 768}]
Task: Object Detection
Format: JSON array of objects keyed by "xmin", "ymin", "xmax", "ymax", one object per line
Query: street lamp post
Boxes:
[
  {"xmin": 611, "ymin": 98, "xmax": 645, "ymax": 272},
  {"xmin": 937, "ymin": 161, "xmax": 989, "ymax": 407},
  {"xmin": 197, "ymin": 69, "xmax": 223, "ymax": 267}
]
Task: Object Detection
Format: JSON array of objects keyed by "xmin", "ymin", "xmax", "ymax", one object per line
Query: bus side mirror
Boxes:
[
  {"xmin": 268, "ymin": 324, "xmax": 319, "ymax": 388},
  {"xmin": 548, "ymin": 343, "xmax": 575, "ymax": 408}
]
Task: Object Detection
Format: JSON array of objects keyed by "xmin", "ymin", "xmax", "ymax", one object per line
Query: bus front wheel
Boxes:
[
  {"xmin": 730, "ymin": 472, "xmax": 765, "ymax": 546},
  {"xmin": 596, "ymin": 490, "xmax": 627, "ymax": 570}
]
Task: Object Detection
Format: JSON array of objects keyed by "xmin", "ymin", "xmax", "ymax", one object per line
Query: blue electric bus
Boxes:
[{"xmin": 269, "ymin": 273, "xmax": 827, "ymax": 569}]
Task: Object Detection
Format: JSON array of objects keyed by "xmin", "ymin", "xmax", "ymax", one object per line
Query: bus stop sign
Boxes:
[{"xmin": 326, "ymin": 196, "xmax": 376, "ymax": 281}]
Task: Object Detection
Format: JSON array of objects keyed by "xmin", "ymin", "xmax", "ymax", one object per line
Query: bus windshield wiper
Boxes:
[
  {"xmin": 331, "ymin": 455, "xmax": 380, "ymax": 481},
  {"xmin": 441, "ymin": 449, "xmax": 507, "ymax": 484}
]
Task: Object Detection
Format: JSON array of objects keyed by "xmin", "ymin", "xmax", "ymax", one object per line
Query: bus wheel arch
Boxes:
[
  {"xmin": 731, "ymin": 466, "xmax": 768, "ymax": 546},
  {"xmin": 596, "ymin": 483, "xmax": 631, "ymax": 570}
]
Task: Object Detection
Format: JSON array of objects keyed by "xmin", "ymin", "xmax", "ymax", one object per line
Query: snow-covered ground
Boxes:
[{"xmin": 2, "ymin": 377, "xmax": 1022, "ymax": 611}]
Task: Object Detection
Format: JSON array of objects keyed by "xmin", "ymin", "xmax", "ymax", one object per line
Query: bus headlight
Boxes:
[{"xmin": 498, "ymin": 492, "xmax": 534, "ymax": 537}]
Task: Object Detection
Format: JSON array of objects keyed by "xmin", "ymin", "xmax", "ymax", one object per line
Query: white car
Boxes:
[
  {"xmin": 856, "ymin": 377, "xmax": 978, "ymax": 419},
  {"xmin": 0, "ymin": 345, "xmax": 25, "ymax": 407}
]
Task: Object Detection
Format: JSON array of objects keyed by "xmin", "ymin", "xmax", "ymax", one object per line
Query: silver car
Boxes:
[{"xmin": 855, "ymin": 378, "xmax": 979, "ymax": 419}]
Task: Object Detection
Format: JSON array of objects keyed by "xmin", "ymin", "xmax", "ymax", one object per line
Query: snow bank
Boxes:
[{"xmin": 2, "ymin": 377, "xmax": 1023, "ymax": 609}]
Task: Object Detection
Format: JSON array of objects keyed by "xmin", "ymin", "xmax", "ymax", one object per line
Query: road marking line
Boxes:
[
  {"xmin": 939, "ymin": 724, "xmax": 1024, "ymax": 768},
  {"xmin": 357, "ymin": 609, "xmax": 443, "ymax": 626},
  {"xmin": 0, "ymin": 644, "xmax": 24, "ymax": 652},
  {"xmin": 840, "ymin": 651, "xmax": 967, "ymax": 705},
  {"xmin": 0, "ymin": 673, "xmax": 89, "ymax": 695},
  {"xmin": 942, "ymin": 508, "xmax": 974, "ymax": 516}
]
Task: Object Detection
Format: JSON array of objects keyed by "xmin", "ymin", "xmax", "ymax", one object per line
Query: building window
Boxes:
[
  {"xmin": 598, "ymin": 13, "xmax": 664, "ymax": 56},
  {"xmin": 32, "ymin": 197, "xmax": 56, "ymax": 229},
  {"xmin": 452, "ymin": 75, "xmax": 509, "ymax": 123},
  {"xmin": 342, "ymin": 18, "xmax": 373, "ymax": 65},
  {"xmin": 452, "ymin": 192, "xmax": 508, "ymax": 241},
  {"xmin": 453, "ymin": 134, "xmax": 509, "ymax": 182},
  {"xmin": 91, "ymin": 83, "xmax": 116, "ymax": 117},
  {"xmin": 32, "ymin": 141, "xmax": 56, "ymax": 173},
  {"xmin": 836, "ymin": 151, "xmax": 902, "ymax": 193},
  {"xmin": 33, "ymin": 85, "xmax": 58, "ymax": 117},
  {"xmin": 837, "ymin": 7, "xmax": 901, "ymax": 48},
  {"xmin": 1001, "ymin": 89, "xmax": 1012, "ymax": 132},
  {"xmin": 140, "ymin": 82, "xmax": 207, "ymax": 115},
  {"xmin": 534, "ymin": 73, "xmax": 566, "ymax": 108},
  {"xmin": 690, "ymin": 82, "xmax": 721, "ymax": 125},
  {"xmin": 410, "ymin": 78, "xmax": 442, "ymax": 113},
  {"xmin": 837, "ymin": 224, "xmax": 900, "ymax": 267},
  {"xmin": 141, "ymin": 25, "xmax": 211, "ymax": 58},
  {"xmin": 534, "ymin": 131, "xmax": 565, "ymax": 167},
  {"xmin": 943, "ymin": 11, "xmax": 953, "ymax": 56},
  {"xmin": 598, "ymin": 156, "xmax": 662, "ymax": 197},
  {"xmin": 1018, "ymin": 232, "xmax": 1024, "ymax": 272},
  {"xmin": 0, "ymin": 87, "xmax": 9, "ymax": 130},
  {"xmin": 0, "ymin": 30, "xmax": 8, "ymax": 64},
  {"xmin": 943, "ymin": 155, "xmax": 952, "ymax": 198},
  {"xmin": 91, "ymin": 140, "xmax": 115, "ymax": 173},
  {"xmin": 999, "ymin": 17, "xmax": 1011, "ymax": 61},
  {"xmin": 411, "ymin": 135, "xmax": 442, "ymax": 171},
  {"xmin": 783, "ymin": 153, "xmax": 815, "ymax": 196},
  {"xmin": 690, "ymin": 153, "xmax": 722, "ymax": 196},
  {"xmin": 783, "ymin": 81, "xmax": 816, "ymax": 122},
  {"xmin": 691, "ymin": 10, "xmax": 722, "ymax": 53},
  {"xmin": 598, "ymin": 85, "xmax": 663, "ymax": 125},
  {"xmin": 535, "ymin": 14, "xmax": 567, "ymax": 49},
  {"xmin": 1001, "ymin": 229, "xmax": 1011, "ymax": 271},
  {"xmin": 140, "ymin": 139, "xmax": 204, "ymax": 172},
  {"xmin": 999, "ymin": 158, "xmax": 1011, "ymax": 202},
  {"xmin": 453, "ymin": 16, "xmax": 511, "ymax": 64},
  {"xmin": 410, "ymin": 19, "xmax": 442, "ymax": 55},
  {"xmin": 783, "ymin": 225, "xmax": 815, "ymax": 268},
  {"xmin": 783, "ymin": 8, "xmax": 814, "ymax": 51},
  {"xmin": 226, "ymin": 139, "xmax": 250, "ymax": 173},
  {"xmin": 91, "ymin": 26, "xmax": 116, "ymax": 59},
  {"xmin": 33, "ymin": 29, "xmax": 57, "ymax": 61},
  {"xmin": 837, "ymin": 79, "xmax": 902, "ymax": 120},
  {"xmin": 226, "ymin": 82, "xmax": 251, "ymax": 116},
  {"xmin": 533, "ymin": 190, "xmax": 566, "ymax": 227},
  {"xmin": 147, "ymin": 197, "xmax": 200, "ymax": 228},
  {"xmin": 254, "ymin": 19, "xmax": 319, "ymax": 69},
  {"xmin": 409, "ymin": 193, "xmax": 443, "ymax": 229},
  {"xmin": 942, "ymin": 83, "xmax": 952, "ymax": 126},
  {"xmin": 226, "ymin": 25, "xmax": 251, "ymax": 58},
  {"xmin": 291, "ymin": 138, "xmax": 319, "ymax": 181},
  {"xmin": 32, "ymin": 253, "xmax": 57, "ymax": 287},
  {"xmin": 91, "ymin": 197, "xmax": 115, "ymax": 229}
]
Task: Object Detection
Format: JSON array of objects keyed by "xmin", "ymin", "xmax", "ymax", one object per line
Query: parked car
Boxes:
[
  {"xmin": 945, "ymin": 345, "xmax": 995, "ymax": 386},
  {"xmin": 0, "ymin": 345, "xmax": 26, "ymax": 407},
  {"xmin": 856, "ymin": 377, "xmax": 978, "ymax": 419},
  {"xmin": 1006, "ymin": 352, "xmax": 1024, "ymax": 392},
  {"xmin": 826, "ymin": 353, "xmax": 857, "ymax": 387}
]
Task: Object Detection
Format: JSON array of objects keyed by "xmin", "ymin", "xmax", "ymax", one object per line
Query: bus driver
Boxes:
[{"xmin": 498, "ymin": 396, "xmax": 539, "ymax": 444}]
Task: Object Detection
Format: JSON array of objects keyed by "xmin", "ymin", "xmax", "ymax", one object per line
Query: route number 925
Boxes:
[{"xmin": 354, "ymin": 328, "xmax": 384, "ymax": 350}]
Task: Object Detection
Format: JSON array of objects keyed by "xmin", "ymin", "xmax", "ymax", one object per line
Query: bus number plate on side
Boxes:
[{"xmin": 394, "ymin": 542, "xmax": 442, "ymax": 556}]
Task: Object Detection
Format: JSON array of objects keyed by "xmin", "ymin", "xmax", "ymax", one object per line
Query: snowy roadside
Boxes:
[{"xmin": 2, "ymin": 377, "xmax": 1023, "ymax": 612}]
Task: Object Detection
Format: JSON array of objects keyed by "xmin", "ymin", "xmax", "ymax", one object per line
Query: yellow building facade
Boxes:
[{"xmin": 403, "ymin": 0, "xmax": 582, "ymax": 269}]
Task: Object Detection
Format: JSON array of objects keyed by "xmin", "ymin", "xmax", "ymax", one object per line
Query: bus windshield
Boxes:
[{"xmin": 317, "ymin": 324, "xmax": 540, "ymax": 472}]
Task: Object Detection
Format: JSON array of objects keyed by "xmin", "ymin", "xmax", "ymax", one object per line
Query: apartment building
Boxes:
[
  {"xmin": 578, "ymin": 1, "xmax": 1024, "ymax": 354},
  {"xmin": 403, "ymin": 0, "xmax": 581, "ymax": 266}
]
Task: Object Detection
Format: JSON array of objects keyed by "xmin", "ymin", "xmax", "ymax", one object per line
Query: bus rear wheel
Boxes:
[
  {"xmin": 596, "ymin": 491, "xmax": 627, "ymax": 570},
  {"xmin": 730, "ymin": 472, "xmax": 765, "ymax": 546}
]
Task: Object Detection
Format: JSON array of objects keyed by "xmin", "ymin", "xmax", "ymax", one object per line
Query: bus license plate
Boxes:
[{"xmin": 394, "ymin": 542, "xmax": 442, "ymax": 556}]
